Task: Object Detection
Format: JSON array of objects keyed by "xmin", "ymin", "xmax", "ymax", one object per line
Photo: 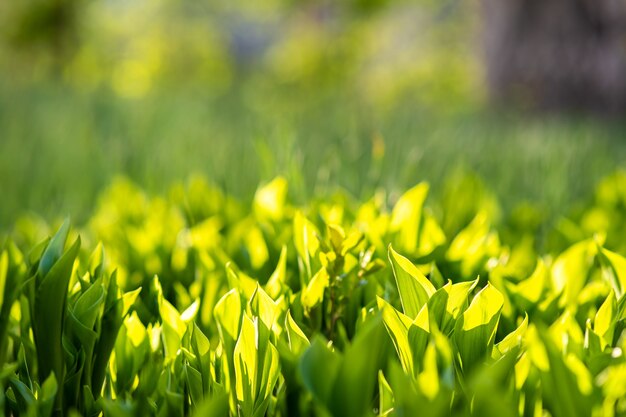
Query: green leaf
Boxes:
[
  {"xmin": 8, "ymin": 377, "xmax": 35, "ymax": 412},
  {"xmin": 285, "ymin": 310, "xmax": 309, "ymax": 355},
  {"xmin": 299, "ymin": 337, "xmax": 342, "ymax": 406},
  {"xmin": 256, "ymin": 342, "xmax": 280, "ymax": 416},
  {"xmin": 330, "ymin": 315, "xmax": 386, "ymax": 417},
  {"xmin": 265, "ymin": 245, "xmax": 288, "ymax": 299},
  {"xmin": 390, "ymin": 182, "xmax": 429, "ymax": 255},
  {"xmin": 254, "ymin": 176, "xmax": 288, "ymax": 221},
  {"xmin": 447, "ymin": 212, "xmax": 499, "ymax": 278},
  {"xmin": 416, "ymin": 343, "xmax": 439, "ymax": 400},
  {"xmin": 461, "ymin": 283, "xmax": 504, "ymax": 331},
  {"xmin": 234, "ymin": 315, "xmax": 258, "ymax": 416},
  {"xmin": 428, "ymin": 278, "xmax": 478, "ymax": 334},
  {"xmin": 250, "ymin": 284, "xmax": 280, "ymax": 335},
  {"xmin": 494, "ymin": 314, "xmax": 528, "ymax": 358},
  {"xmin": 551, "ymin": 240, "xmax": 594, "ymax": 305},
  {"xmin": 378, "ymin": 371, "xmax": 394, "ymax": 416},
  {"xmin": 377, "ymin": 296, "xmax": 414, "ymax": 375},
  {"xmin": 92, "ymin": 277, "xmax": 140, "ymax": 396},
  {"xmin": 226, "ymin": 263, "xmax": 258, "ymax": 301},
  {"xmin": 537, "ymin": 328, "xmax": 593, "ymax": 417},
  {"xmin": 114, "ymin": 312, "xmax": 149, "ymax": 392},
  {"xmin": 597, "ymin": 246, "xmax": 626, "ymax": 298},
  {"xmin": 72, "ymin": 280, "xmax": 106, "ymax": 331},
  {"xmin": 508, "ymin": 259, "xmax": 547, "ymax": 308},
  {"xmin": 87, "ymin": 242, "xmax": 105, "ymax": 279},
  {"xmin": 301, "ymin": 268, "xmax": 330, "ymax": 309},
  {"xmin": 468, "ymin": 348, "xmax": 520, "ymax": 417},
  {"xmin": 38, "ymin": 373, "xmax": 58, "ymax": 417},
  {"xmin": 444, "ymin": 279, "xmax": 478, "ymax": 317},
  {"xmin": 293, "ymin": 211, "xmax": 320, "ymax": 280},
  {"xmin": 159, "ymin": 296, "xmax": 186, "ymax": 359},
  {"xmin": 184, "ymin": 364, "xmax": 204, "ymax": 406},
  {"xmin": 243, "ymin": 225, "xmax": 269, "ymax": 269},
  {"xmin": 388, "ymin": 245, "xmax": 436, "ymax": 318},
  {"xmin": 32, "ymin": 234, "xmax": 80, "ymax": 408},
  {"xmin": 594, "ymin": 290, "xmax": 616, "ymax": 347},
  {"xmin": 189, "ymin": 323, "xmax": 211, "ymax": 395},
  {"xmin": 38, "ymin": 218, "xmax": 71, "ymax": 278},
  {"xmin": 418, "ymin": 214, "xmax": 447, "ymax": 258},
  {"xmin": 0, "ymin": 247, "xmax": 22, "ymax": 371},
  {"xmin": 0, "ymin": 251, "xmax": 8, "ymax": 307},
  {"xmin": 454, "ymin": 283, "xmax": 503, "ymax": 374},
  {"xmin": 386, "ymin": 360, "xmax": 450, "ymax": 417},
  {"xmin": 190, "ymin": 392, "xmax": 229, "ymax": 417},
  {"xmin": 100, "ymin": 398, "xmax": 136, "ymax": 417},
  {"xmin": 407, "ymin": 304, "xmax": 430, "ymax": 372},
  {"xmin": 214, "ymin": 289, "xmax": 243, "ymax": 352}
]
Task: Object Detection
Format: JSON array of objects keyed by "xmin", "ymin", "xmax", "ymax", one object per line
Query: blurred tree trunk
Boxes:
[{"xmin": 482, "ymin": 0, "xmax": 626, "ymax": 114}]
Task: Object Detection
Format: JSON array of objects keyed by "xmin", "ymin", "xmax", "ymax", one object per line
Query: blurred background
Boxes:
[{"xmin": 1, "ymin": 0, "xmax": 626, "ymax": 229}]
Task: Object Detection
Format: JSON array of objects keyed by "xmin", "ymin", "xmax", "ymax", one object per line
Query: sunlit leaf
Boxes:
[
  {"xmin": 254, "ymin": 176, "xmax": 288, "ymax": 221},
  {"xmin": 597, "ymin": 246, "xmax": 626, "ymax": 298},
  {"xmin": 293, "ymin": 211, "xmax": 320, "ymax": 279},
  {"xmin": 388, "ymin": 244, "xmax": 436, "ymax": 318},
  {"xmin": 454, "ymin": 283, "xmax": 503, "ymax": 373},
  {"xmin": 551, "ymin": 240, "xmax": 594, "ymax": 305},
  {"xmin": 494, "ymin": 314, "xmax": 528, "ymax": 357},
  {"xmin": 285, "ymin": 311, "xmax": 309, "ymax": 354},
  {"xmin": 378, "ymin": 371, "xmax": 394, "ymax": 416},
  {"xmin": 301, "ymin": 268, "xmax": 329, "ymax": 309},
  {"xmin": 214, "ymin": 289, "xmax": 243, "ymax": 352},
  {"xmin": 390, "ymin": 182, "xmax": 428, "ymax": 255},
  {"xmin": 378, "ymin": 296, "xmax": 414, "ymax": 375},
  {"xmin": 234, "ymin": 315, "xmax": 257, "ymax": 415},
  {"xmin": 594, "ymin": 290, "xmax": 616, "ymax": 348},
  {"xmin": 265, "ymin": 246, "xmax": 288, "ymax": 299}
]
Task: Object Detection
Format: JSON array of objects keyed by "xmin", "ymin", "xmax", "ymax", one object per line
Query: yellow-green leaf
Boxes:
[
  {"xmin": 390, "ymin": 183, "xmax": 429, "ymax": 255},
  {"xmin": 377, "ymin": 296, "xmax": 414, "ymax": 375},
  {"xmin": 265, "ymin": 246, "xmax": 287, "ymax": 299},
  {"xmin": 388, "ymin": 245, "xmax": 436, "ymax": 318},
  {"xmin": 293, "ymin": 211, "xmax": 320, "ymax": 279},
  {"xmin": 234, "ymin": 315, "xmax": 258, "ymax": 416},
  {"xmin": 462, "ymin": 283, "xmax": 503, "ymax": 331},
  {"xmin": 495, "ymin": 314, "xmax": 528, "ymax": 357},
  {"xmin": 214, "ymin": 289, "xmax": 243, "ymax": 351},
  {"xmin": 595, "ymin": 290, "xmax": 616, "ymax": 347},
  {"xmin": 598, "ymin": 246, "xmax": 626, "ymax": 298},
  {"xmin": 551, "ymin": 240, "xmax": 594, "ymax": 305},
  {"xmin": 455, "ymin": 283, "xmax": 504, "ymax": 373},
  {"xmin": 378, "ymin": 371, "xmax": 394, "ymax": 416},
  {"xmin": 253, "ymin": 176, "xmax": 288, "ymax": 221},
  {"xmin": 301, "ymin": 268, "xmax": 329, "ymax": 309},
  {"xmin": 285, "ymin": 311, "xmax": 309, "ymax": 355}
]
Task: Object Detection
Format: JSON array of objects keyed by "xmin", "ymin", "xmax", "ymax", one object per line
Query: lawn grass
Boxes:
[{"xmin": 2, "ymin": 81, "xmax": 625, "ymax": 229}]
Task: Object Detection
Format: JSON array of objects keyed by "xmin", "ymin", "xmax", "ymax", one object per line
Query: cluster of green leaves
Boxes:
[{"xmin": 3, "ymin": 174, "xmax": 626, "ymax": 416}]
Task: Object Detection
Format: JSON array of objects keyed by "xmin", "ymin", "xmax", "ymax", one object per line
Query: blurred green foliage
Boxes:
[
  {"xmin": 2, "ymin": 0, "xmax": 625, "ymax": 233},
  {"xmin": 2, "ymin": 84, "xmax": 626, "ymax": 234}
]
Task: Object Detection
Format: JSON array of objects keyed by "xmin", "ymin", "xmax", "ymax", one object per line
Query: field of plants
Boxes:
[
  {"xmin": 3, "ymin": 172, "xmax": 626, "ymax": 416},
  {"xmin": 3, "ymin": 0, "xmax": 626, "ymax": 416}
]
